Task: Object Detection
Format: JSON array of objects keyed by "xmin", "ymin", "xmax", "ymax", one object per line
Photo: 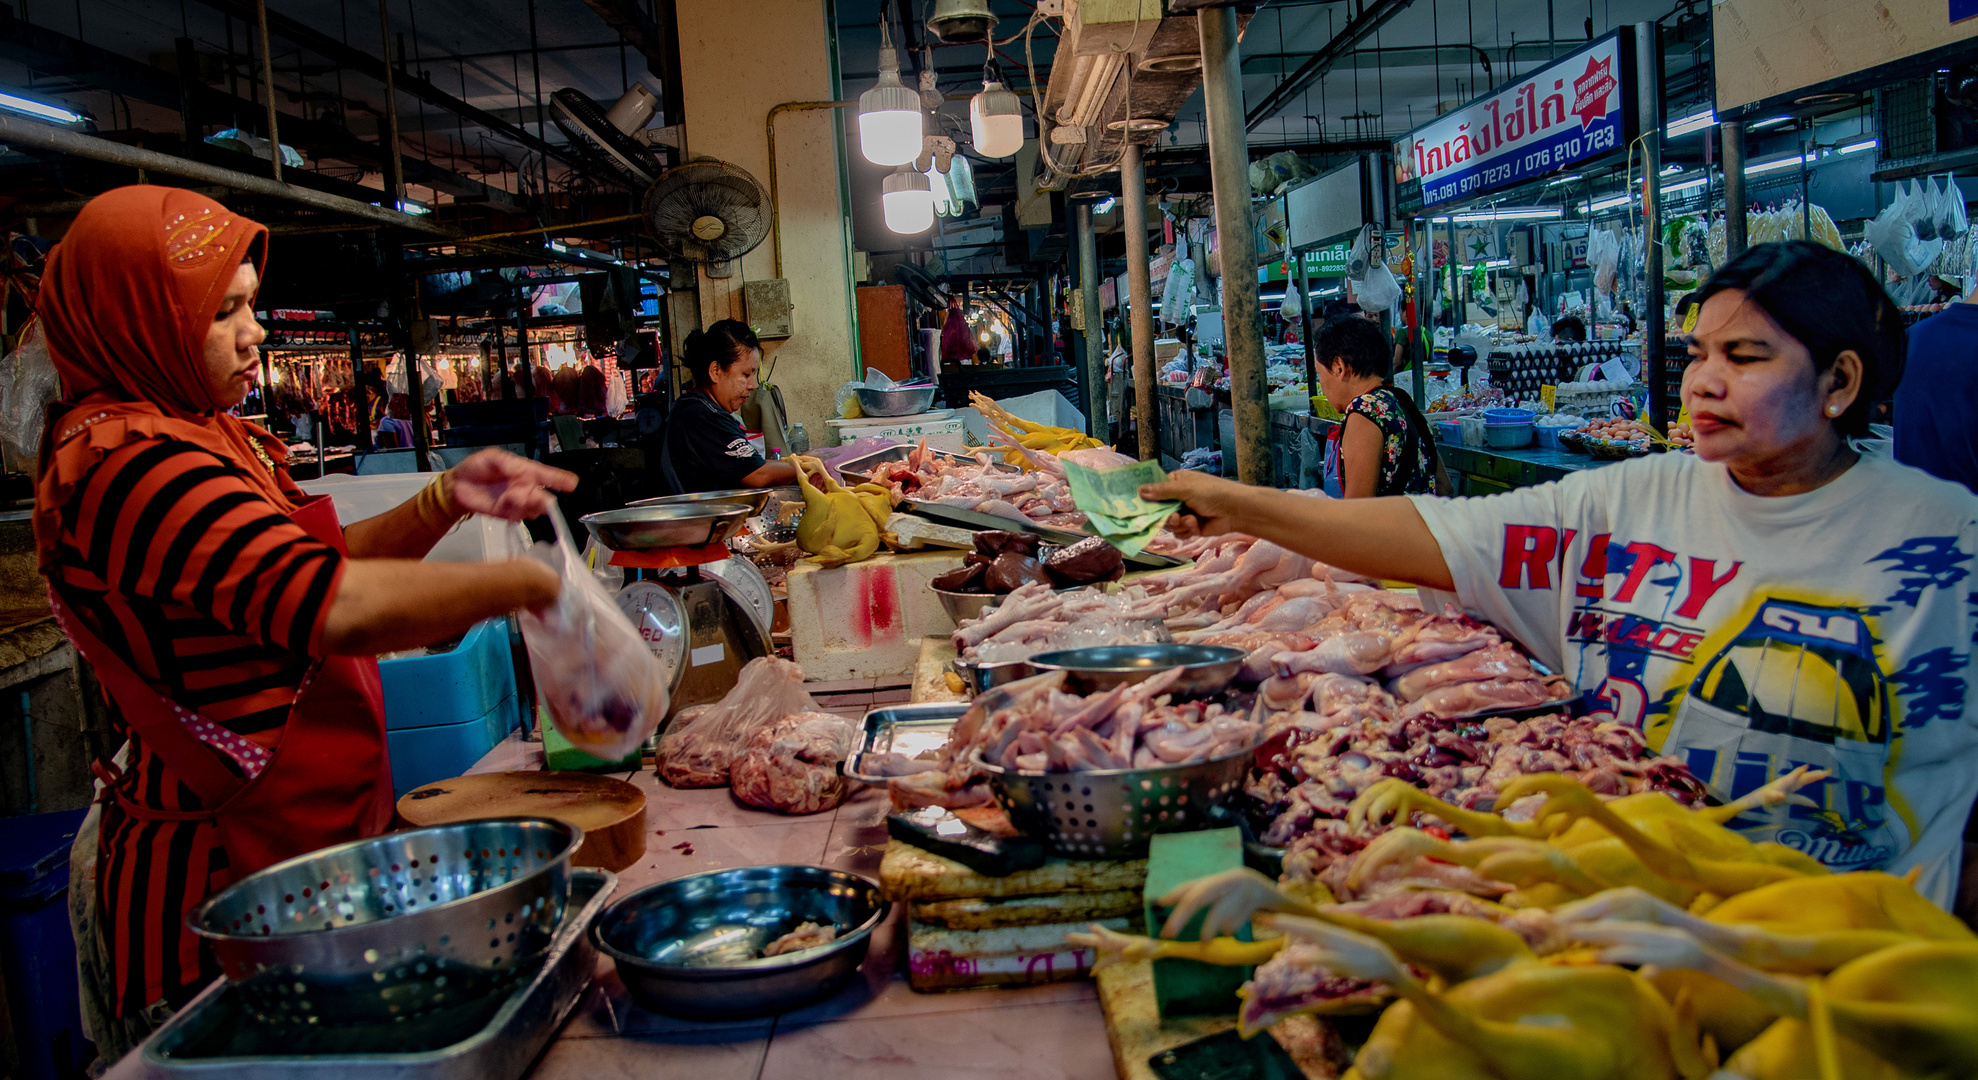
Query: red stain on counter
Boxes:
[{"xmin": 851, "ymin": 563, "xmax": 901, "ymax": 646}]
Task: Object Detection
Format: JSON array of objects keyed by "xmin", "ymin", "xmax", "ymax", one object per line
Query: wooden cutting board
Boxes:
[{"xmin": 396, "ymin": 771, "xmax": 647, "ymax": 872}]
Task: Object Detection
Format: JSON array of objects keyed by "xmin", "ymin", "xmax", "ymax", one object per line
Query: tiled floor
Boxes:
[{"xmin": 472, "ymin": 733, "xmax": 1112, "ymax": 1080}]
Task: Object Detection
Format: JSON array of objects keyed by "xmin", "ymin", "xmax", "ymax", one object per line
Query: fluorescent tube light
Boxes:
[
  {"xmin": 1450, "ymin": 207, "xmax": 1563, "ymax": 222},
  {"xmin": 1746, "ymin": 154, "xmax": 1808, "ymax": 176},
  {"xmin": 1838, "ymin": 138, "xmax": 1878, "ymax": 155},
  {"xmin": 1749, "ymin": 116, "xmax": 1793, "ymax": 130},
  {"xmin": 1665, "ymin": 109, "xmax": 1717, "ymax": 138},
  {"xmin": 0, "ymin": 91, "xmax": 82, "ymax": 124}
]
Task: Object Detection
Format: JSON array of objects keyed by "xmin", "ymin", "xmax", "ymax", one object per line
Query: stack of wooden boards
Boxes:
[{"xmin": 878, "ymin": 839, "xmax": 1145, "ymax": 990}]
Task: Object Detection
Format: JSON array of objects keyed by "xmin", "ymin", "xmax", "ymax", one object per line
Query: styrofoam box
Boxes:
[
  {"xmin": 955, "ymin": 389, "xmax": 1086, "ymax": 444},
  {"xmin": 826, "ymin": 414, "xmax": 969, "ymax": 453},
  {"xmin": 786, "ymin": 551, "xmax": 967, "ymax": 680},
  {"xmin": 299, "ymin": 474, "xmax": 532, "ymax": 563}
]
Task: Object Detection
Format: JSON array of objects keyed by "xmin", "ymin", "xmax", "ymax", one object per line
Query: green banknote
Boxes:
[{"xmin": 1061, "ymin": 459, "xmax": 1180, "ymax": 555}]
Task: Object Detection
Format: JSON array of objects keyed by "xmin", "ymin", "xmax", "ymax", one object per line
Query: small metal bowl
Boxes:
[
  {"xmin": 627, "ymin": 488, "xmax": 774, "ymax": 515},
  {"xmin": 951, "ymin": 657, "xmax": 1036, "ymax": 696},
  {"xmin": 933, "ymin": 587, "xmax": 1000, "ymax": 625},
  {"xmin": 1025, "ymin": 644, "xmax": 1245, "ymax": 696},
  {"xmin": 853, "ymin": 384, "xmax": 938, "ymax": 417},
  {"xmin": 582, "ymin": 504, "xmax": 752, "ymax": 551},
  {"xmin": 591, "ymin": 865, "xmax": 888, "ymax": 1019}
]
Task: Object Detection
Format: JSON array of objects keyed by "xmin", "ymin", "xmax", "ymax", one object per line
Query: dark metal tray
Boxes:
[{"xmin": 130, "ymin": 868, "xmax": 617, "ymax": 1080}]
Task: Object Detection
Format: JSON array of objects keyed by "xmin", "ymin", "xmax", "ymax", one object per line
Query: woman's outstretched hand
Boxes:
[
  {"xmin": 1140, "ymin": 470, "xmax": 1251, "ymax": 539},
  {"xmin": 446, "ymin": 449, "xmax": 577, "ymax": 521}
]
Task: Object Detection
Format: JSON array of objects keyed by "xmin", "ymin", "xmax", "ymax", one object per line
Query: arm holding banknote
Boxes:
[{"xmin": 1138, "ymin": 470, "xmax": 1454, "ymax": 591}]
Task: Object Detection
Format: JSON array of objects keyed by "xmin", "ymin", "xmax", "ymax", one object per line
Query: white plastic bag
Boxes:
[
  {"xmin": 518, "ymin": 508, "xmax": 670, "ymax": 760},
  {"xmin": 0, "ymin": 322, "xmax": 58, "ymax": 474},
  {"xmin": 1345, "ymin": 224, "xmax": 1375, "ymax": 281},
  {"xmin": 1358, "ymin": 264, "xmax": 1401, "ymax": 313},
  {"xmin": 656, "ymin": 656, "xmax": 817, "ymax": 787},
  {"xmin": 1588, "ymin": 229, "xmax": 1620, "ymax": 295}
]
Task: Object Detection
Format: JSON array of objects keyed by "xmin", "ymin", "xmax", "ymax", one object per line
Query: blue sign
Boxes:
[
  {"xmin": 1394, "ymin": 32, "xmax": 1635, "ymax": 212},
  {"xmin": 1955, "ymin": 0, "xmax": 1978, "ymax": 22}
]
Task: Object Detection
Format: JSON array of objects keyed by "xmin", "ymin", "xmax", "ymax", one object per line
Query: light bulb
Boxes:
[
  {"xmin": 970, "ymin": 80, "xmax": 1024, "ymax": 158},
  {"xmin": 859, "ymin": 56, "xmax": 925, "ymax": 166},
  {"xmin": 882, "ymin": 167, "xmax": 935, "ymax": 233}
]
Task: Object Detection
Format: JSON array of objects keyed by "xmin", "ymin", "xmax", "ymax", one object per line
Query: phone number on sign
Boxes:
[{"xmin": 1422, "ymin": 125, "xmax": 1618, "ymax": 206}]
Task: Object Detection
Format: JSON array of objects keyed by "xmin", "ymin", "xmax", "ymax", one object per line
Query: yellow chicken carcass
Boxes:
[
  {"xmin": 966, "ymin": 390, "xmax": 1104, "ymax": 467},
  {"xmin": 791, "ymin": 456, "xmax": 879, "ymax": 568},
  {"xmin": 1345, "ymin": 770, "xmax": 1829, "ymax": 909},
  {"xmin": 1083, "ymin": 903, "xmax": 1717, "ymax": 1080},
  {"xmin": 1556, "ymin": 872, "xmax": 1975, "ymax": 1057},
  {"xmin": 1578, "ymin": 920, "xmax": 1978, "ymax": 1080}
]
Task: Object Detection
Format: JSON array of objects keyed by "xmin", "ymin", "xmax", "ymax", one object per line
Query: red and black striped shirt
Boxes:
[{"xmin": 50, "ymin": 436, "xmax": 343, "ymax": 1015}]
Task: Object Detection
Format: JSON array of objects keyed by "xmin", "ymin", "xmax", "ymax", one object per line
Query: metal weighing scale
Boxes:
[{"xmin": 581, "ymin": 497, "xmax": 775, "ymax": 718}]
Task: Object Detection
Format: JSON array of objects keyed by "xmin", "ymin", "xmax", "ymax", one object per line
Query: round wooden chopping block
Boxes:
[{"xmin": 396, "ymin": 771, "xmax": 647, "ymax": 872}]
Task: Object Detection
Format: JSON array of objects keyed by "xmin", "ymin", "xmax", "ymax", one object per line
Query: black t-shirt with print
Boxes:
[{"xmin": 662, "ymin": 390, "xmax": 763, "ymax": 492}]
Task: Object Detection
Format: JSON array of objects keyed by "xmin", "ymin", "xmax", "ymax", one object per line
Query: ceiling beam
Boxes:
[
  {"xmin": 185, "ymin": 0, "xmax": 589, "ymax": 171},
  {"xmin": 1244, "ymin": 0, "xmax": 1417, "ymax": 132},
  {"xmin": 572, "ymin": 0, "xmax": 662, "ymax": 72}
]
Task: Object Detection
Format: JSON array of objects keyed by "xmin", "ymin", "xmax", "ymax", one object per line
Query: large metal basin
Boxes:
[{"xmin": 581, "ymin": 504, "xmax": 751, "ymax": 551}]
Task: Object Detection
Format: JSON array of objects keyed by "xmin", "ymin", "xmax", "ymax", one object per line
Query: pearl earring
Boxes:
[{"xmin": 1828, "ymin": 404, "xmax": 1840, "ymax": 416}]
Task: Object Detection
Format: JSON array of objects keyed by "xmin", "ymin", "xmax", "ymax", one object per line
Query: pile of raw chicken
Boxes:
[
  {"xmin": 654, "ymin": 657, "xmax": 860, "ymax": 815},
  {"xmin": 856, "ymin": 439, "xmax": 1201, "ymax": 553}
]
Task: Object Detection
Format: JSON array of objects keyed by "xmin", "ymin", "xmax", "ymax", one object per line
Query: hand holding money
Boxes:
[
  {"xmin": 1137, "ymin": 470, "xmax": 1249, "ymax": 539},
  {"xmin": 1061, "ymin": 459, "xmax": 1181, "ymax": 555}
]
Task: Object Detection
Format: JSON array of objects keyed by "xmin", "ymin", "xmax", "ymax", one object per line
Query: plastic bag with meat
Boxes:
[
  {"xmin": 729, "ymin": 711, "xmax": 862, "ymax": 814},
  {"xmin": 655, "ymin": 657, "xmax": 817, "ymax": 787},
  {"xmin": 518, "ymin": 510, "xmax": 671, "ymax": 760}
]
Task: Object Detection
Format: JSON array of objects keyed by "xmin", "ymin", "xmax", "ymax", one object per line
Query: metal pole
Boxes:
[
  {"xmin": 1199, "ymin": 4, "xmax": 1269, "ymax": 485},
  {"xmin": 254, "ymin": 0, "xmax": 282, "ymax": 182},
  {"xmin": 1411, "ymin": 218, "xmax": 1427, "ymax": 404},
  {"xmin": 1721, "ymin": 120, "xmax": 1747, "ymax": 260},
  {"xmin": 349, "ymin": 324, "xmax": 374, "ymax": 452},
  {"xmin": 376, "ymin": 0, "xmax": 405, "ymax": 208},
  {"xmin": 175, "ymin": 37, "xmax": 202, "ymax": 145},
  {"xmin": 528, "ymin": 0, "xmax": 549, "ymax": 205},
  {"xmin": 1075, "ymin": 202, "xmax": 1104, "ymax": 439},
  {"xmin": 1121, "ymin": 142, "xmax": 1159, "ymax": 461},
  {"xmin": 0, "ymin": 113, "xmax": 435, "ymax": 231},
  {"xmin": 494, "ymin": 326, "xmax": 510, "ymax": 398},
  {"xmin": 1295, "ymin": 253, "xmax": 1318, "ymax": 408},
  {"xmin": 1635, "ymin": 23, "xmax": 1667, "ymax": 427}
]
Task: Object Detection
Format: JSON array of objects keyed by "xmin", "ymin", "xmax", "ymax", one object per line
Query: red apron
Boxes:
[{"xmin": 52, "ymin": 493, "xmax": 394, "ymax": 884}]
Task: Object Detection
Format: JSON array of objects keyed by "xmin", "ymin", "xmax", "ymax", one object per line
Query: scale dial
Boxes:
[
  {"xmin": 702, "ymin": 556, "xmax": 775, "ymax": 638},
  {"xmin": 614, "ymin": 580, "xmax": 689, "ymax": 689}
]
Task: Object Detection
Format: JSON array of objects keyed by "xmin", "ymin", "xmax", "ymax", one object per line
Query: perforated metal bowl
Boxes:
[
  {"xmin": 187, "ymin": 818, "xmax": 582, "ymax": 1027},
  {"xmin": 975, "ymin": 747, "xmax": 1254, "ymax": 860}
]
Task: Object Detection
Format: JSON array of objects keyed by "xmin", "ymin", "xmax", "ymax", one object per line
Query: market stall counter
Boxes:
[{"xmin": 1437, "ymin": 439, "xmax": 1626, "ymax": 493}]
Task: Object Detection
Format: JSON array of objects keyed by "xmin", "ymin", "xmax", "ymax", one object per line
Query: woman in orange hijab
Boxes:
[{"xmin": 35, "ymin": 187, "xmax": 575, "ymax": 1059}]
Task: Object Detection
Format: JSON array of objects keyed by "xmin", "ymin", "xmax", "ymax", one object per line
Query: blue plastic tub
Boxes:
[
  {"xmin": 1434, "ymin": 420, "xmax": 1462, "ymax": 443},
  {"xmin": 1534, "ymin": 425, "xmax": 1567, "ymax": 449},
  {"xmin": 1484, "ymin": 421, "xmax": 1535, "ymax": 449},
  {"xmin": 0, "ymin": 809, "xmax": 91, "ymax": 1080},
  {"xmin": 378, "ymin": 617, "xmax": 523, "ymax": 795},
  {"xmin": 1482, "ymin": 407, "xmax": 1534, "ymax": 424}
]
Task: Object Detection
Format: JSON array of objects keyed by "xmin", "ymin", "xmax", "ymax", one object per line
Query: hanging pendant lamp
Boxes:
[
  {"xmin": 858, "ymin": 18, "xmax": 925, "ymax": 167},
  {"xmin": 882, "ymin": 166, "xmax": 935, "ymax": 233},
  {"xmin": 970, "ymin": 58, "xmax": 1024, "ymax": 159}
]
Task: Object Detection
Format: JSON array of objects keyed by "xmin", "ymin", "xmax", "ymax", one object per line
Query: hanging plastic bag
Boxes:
[
  {"xmin": 1281, "ymin": 281, "xmax": 1303, "ymax": 321},
  {"xmin": 1588, "ymin": 229, "xmax": 1620, "ymax": 295},
  {"xmin": 1358, "ymin": 264, "xmax": 1401, "ymax": 313},
  {"xmin": 517, "ymin": 507, "xmax": 670, "ymax": 760},
  {"xmin": 0, "ymin": 321, "xmax": 58, "ymax": 474},
  {"xmin": 1940, "ymin": 174, "xmax": 1969, "ymax": 241},
  {"xmin": 655, "ymin": 656, "xmax": 819, "ymax": 787},
  {"xmin": 1345, "ymin": 224, "xmax": 1375, "ymax": 281}
]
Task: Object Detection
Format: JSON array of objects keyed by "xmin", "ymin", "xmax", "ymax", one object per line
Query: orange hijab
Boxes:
[{"xmin": 32, "ymin": 186, "xmax": 290, "ymax": 571}]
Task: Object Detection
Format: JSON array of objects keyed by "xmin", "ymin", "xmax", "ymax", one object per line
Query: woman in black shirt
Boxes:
[{"xmin": 661, "ymin": 319, "xmax": 799, "ymax": 492}]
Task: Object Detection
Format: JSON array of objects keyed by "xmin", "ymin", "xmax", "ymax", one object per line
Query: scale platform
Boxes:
[{"xmin": 127, "ymin": 869, "xmax": 616, "ymax": 1080}]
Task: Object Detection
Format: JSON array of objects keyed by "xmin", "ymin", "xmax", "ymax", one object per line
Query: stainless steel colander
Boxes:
[
  {"xmin": 187, "ymin": 817, "xmax": 582, "ymax": 1027},
  {"xmin": 975, "ymin": 747, "xmax": 1253, "ymax": 859}
]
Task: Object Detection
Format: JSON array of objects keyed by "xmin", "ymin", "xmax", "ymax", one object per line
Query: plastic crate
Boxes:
[
  {"xmin": 0, "ymin": 809, "xmax": 90, "ymax": 1080},
  {"xmin": 386, "ymin": 691, "xmax": 521, "ymax": 797},
  {"xmin": 377, "ymin": 617, "xmax": 519, "ymax": 732}
]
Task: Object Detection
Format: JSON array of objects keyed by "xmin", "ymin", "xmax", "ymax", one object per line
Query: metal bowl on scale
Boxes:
[
  {"xmin": 626, "ymin": 488, "xmax": 775, "ymax": 516},
  {"xmin": 581, "ymin": 504, "xmax": 752, "ymax": 551}
]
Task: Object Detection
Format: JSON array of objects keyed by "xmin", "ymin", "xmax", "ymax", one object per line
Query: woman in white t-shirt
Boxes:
[{"xmin": 1146, "ymin": 241, "xmax": 1978, "ymax": 912}]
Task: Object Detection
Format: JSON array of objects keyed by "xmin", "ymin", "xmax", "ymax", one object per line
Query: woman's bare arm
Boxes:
[
  {"xmin": 1140, "ymin": 471, "xmax": 1454, "ymax": 590},
  {"xmin": 1339, "ymin": 412, "xmax": 1384, "ymax": 500},
  {"xmin": 741, "ymin": 459, "xmax": 798, "ymax": 487},
  {"xmin": 322, "ymin": 558, "xmax": 559, "ymax": 655}
]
